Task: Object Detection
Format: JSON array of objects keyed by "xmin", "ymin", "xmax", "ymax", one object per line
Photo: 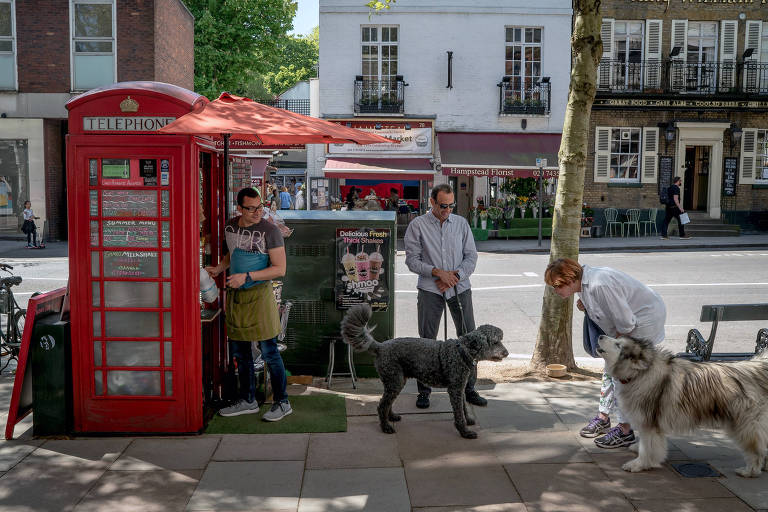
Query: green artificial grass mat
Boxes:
[{"xmin": 205, "ymin": 394, "xmax": 347, "ymax": 434}]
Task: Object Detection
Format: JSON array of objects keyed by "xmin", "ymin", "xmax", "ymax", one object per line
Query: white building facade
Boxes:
[{"xmin": 310, "ymin": 0, "xmax": 572, "ymax": 215}]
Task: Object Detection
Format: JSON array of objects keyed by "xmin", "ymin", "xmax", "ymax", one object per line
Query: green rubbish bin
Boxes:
[
  {"xmin": 278, "ymin": 210, "xmax": 396, "ymax": 377},
  {"xmin": 31, "ymin": 313, "xmax": 72, "ymax": 436}
]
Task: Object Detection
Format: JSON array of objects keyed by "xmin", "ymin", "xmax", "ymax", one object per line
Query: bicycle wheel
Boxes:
[{"xmin": 11, "ymin": 309, "xmax": 26, "ymax": 350}]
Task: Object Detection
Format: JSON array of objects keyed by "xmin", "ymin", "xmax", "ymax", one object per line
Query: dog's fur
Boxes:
[
  {"xmin": 597, "ymin": 334, "xmax": 768, "ymax": 477},
  {"xmin": 340, "ymin": 304, "xmax": 508, "ymax": 438}
]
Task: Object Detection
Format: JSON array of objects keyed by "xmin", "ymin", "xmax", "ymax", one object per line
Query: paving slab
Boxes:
[
  {"xmin": 306, "ymin": 420, "xmax": 400, "ymax": 469},
  {"xmin": 111, "ymin": 437, "xmax": 220, "ymax": 471},
  {"xmin": 345, "ymin": 391, "xmax": 453, "ymax": 417},
  {"xmin": 525, "ymin": 380, "xmax": 602, "ymax": 400},
  {"xmin": 74, "ymin": 469, "xmax": 202, "ymax": 512},
  {"xmin": 707, "ymin": 458, "xmax": 768, "ymax": 510},
  {"xmin": 0, "ymin": 439, "xmax": 43, "ymax": 471},
  {"xmin": 485, "ymin": 431, "xmax": 593, "ymax": 464},
  {"xmin": 472, "ymin": 402, "xmax": 568, "ymax": 432},
  {"xmin": 0, "ymin": 462, "xmax": 105, "ymax": 511},
  {"xmin": 187, "ymin": 460, "xmax": 304, "ymax": 511},
  {"xmin": 212, "ymin": 434, "xmax": 308, "ymax": 461},
  {"xmin": 542, "ymin": 396, "xmax": 598, "ymax": 430},
  {"xmin": 670, "ymin": 431, "xmax": 745, "ymax": 461},
  {"xmin": 631, "ymin": 497, "xmax": 756, "ymax": 512},
  {"xmin": 475, "ymin": 382, "xmax": 548, "ymax": 404},
  {"xmin": 413, "ymin": 505, "xmax": 527, "ymax": 512},
  {"xmin": 298, "ymin": 467, "xmax": 410, "ymax": 512},
  {"xmin": 405, "ymin": 457, "xmax": 521, "ymax": 508},
  {"xmin": 591, "ymin": 452, "xmax": 735, "ymax": 500},
  {"xmin": 28, "ymin": 438, "xmax": 130, "ymax": 468},
  {"xmin": 504, "ymin": 462, "xmax": 634, "ymax": 512},
  {"xmin": 395, "ymin": 419, "xmax": 497, "ymax": 463}
]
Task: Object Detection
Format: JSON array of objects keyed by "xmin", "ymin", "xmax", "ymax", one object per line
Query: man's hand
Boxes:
[
  {"xmin": 576, "ymin": 298, "xmax": 585, "ymax": 312},
  {"xmin": 433, "ymin": 268, "xmax": 459, "ymax": 288},
  {"xmin": 226, "ymin": 273, "xmax": 248, "ymax": 289},
  {"xmin": 205, "ymin": 264, "xmax": 224, "ymax": 278}
]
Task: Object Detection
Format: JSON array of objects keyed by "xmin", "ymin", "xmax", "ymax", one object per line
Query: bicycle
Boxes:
[{"xmin": 0, "ymin": 263, "xmax": 26, "ymax": 374}]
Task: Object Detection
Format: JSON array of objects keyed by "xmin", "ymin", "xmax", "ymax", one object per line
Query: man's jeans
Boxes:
[
  {"xmin": 416, "ymin": 288, "xmax": 477, "ymax": 395},
  {"xmin": 229, "ymin": 337, "xmax": 288, "ymax": 404}
]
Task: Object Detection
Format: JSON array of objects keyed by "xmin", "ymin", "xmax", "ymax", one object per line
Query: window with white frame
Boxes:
[
  {"xmin": 71, "ymin": 0, "xmax": 115, "ymax": 91},
  {"xmin": 0, "ymin": 0, "xmax": 15, "ymax": 90},
  {"xmin": 757, "ymin": 129, "xmax": 768, "ymax": 182},
  {"xmin": 686, "ymin": 21, "xmax": 717, "ymax": 91},
  {"xmin": 361, "ymin": 26, "xmax": 398, "ymax": 82},
  {"xmin": 610, "ymin": 128, "xmax": 641, "ymax": 180},
  {"xmin": 504, "ymin": 27, "xmax": 542, "ymax": 101},
  {"xmin": 613, "ymin": 21, "xmax": 643, "ymax": 90}
]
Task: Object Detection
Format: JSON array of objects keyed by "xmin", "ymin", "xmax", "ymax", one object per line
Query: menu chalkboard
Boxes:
[
  {"xmin": 723, "ymin": 157, "xmax": 737, "ymax": 197},
  {"xmin": 102, "ymin": 220, "xmax": 158, "ymax": 247},
  {"xmin": 658, "ymin": 156, "xmax": 674, "ymax": 203},
  {"xmin": 102, "ymin": 190, "xmax": 157, "ymax": 217},
  {"xmin": 103, "ymin": 251, "xmax": 159, "ymax": 278}
]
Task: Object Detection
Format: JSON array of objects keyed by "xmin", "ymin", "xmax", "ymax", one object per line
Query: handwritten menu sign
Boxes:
[
  {"xmin": 723, "ymin": 157, "xmax": 737, "ymax": 197},
  {"xmin": 102, "ymin": 220, "xmax": 157, "ymax": 247},
  {"xmin": 101, "ymin": 190, "xmax": 157, "ymax": 217},
  {"xmin": 103, "ymin": 251, "xmax": 159, "ymax": 278},
  {"xmin": 658, "ymin": 156, "xmax": 674, "ymax": 203}
]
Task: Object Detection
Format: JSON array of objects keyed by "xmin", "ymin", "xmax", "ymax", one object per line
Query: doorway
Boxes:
[{"xmin": 683, "ymin": 145, "xmax": 710, "ymax": 211}]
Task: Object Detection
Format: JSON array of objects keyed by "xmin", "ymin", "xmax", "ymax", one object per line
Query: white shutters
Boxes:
[
  {"xmin": 641, "ymin": 127, "xmax": 659, "ymax": 183},
  {"xmin": 719, "ymin": 20, "xmax": 738, "ymax": 90},
  {"xmin": 740, "ymin": 129, "xmax": 757, "ymax": 185},
  {"xmin": 745, "ymin": 20, "xmax": 763, "ymax": 61},
  {"xmin": 598, "ymin": 18, "xmax": 614, "ymax": 89},
  {"xmin": 644, "ymin": 20, "xmax": 662, "ymax": 88},
  {"xmin": 670, "ymin": 20, "xmax": 688, "ymax": 91},
  {"xmin": 594, "ymin": 126, "xmax": 611, "ymax": 183}
]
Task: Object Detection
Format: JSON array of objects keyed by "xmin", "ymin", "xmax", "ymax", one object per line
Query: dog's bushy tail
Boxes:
[{"xmin": 340, "ymin": 304, "xmax": 380, "ymax": 354}]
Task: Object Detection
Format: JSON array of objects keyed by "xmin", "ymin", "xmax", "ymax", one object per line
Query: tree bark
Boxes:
[{"xmin": 530, "ymin": 0, "xmax": 602, "ymax": 370}]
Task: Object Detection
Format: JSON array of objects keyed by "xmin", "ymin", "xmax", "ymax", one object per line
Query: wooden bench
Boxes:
[{"xmin": 677, "ymin": 304, "xmax": 768, "ymax": 362}]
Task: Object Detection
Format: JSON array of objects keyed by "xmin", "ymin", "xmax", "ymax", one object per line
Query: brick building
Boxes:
[
  {"xmin": 0, "ymin": 0, "xmax": 193, "ymax": 240},
  {"xmin": 587, "ymin": 0, "xmax": 768, "ymax": 233}
]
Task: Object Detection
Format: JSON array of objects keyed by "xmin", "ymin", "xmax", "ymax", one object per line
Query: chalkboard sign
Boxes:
[
  {"xmin": 102, "ymin": 190, "xmax": 157, "ymax": 217},
  {"xmin": 723, "ymin": 157, "xmax": 737, "ymax": 197},
  {"xmin": 103, "ymin": 251, "xmax": 159, "ymax": 278},
  {"xmin": 102, "ymin": 220, "xmax": 158, "ymax": 247},
  {"xmin": 658, "ymin": 156, "xmax": 674, "ymax": 204}
]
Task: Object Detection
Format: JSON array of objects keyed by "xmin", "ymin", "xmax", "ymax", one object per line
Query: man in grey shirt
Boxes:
[{"xmin": 404, "ymin": 183, "xmax": 485, "ymax": 409}]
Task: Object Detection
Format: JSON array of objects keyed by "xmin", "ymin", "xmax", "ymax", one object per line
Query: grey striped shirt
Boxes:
[{"xmin": 404, "ymin": 211, "xmax": 477, "ymax": 299}]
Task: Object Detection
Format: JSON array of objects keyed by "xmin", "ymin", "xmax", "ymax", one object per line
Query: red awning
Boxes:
[
  {"xmin": 323, "ymin": 158, "xmax": 435, "ymax": 181},
  {"xmin": 438, "ymin": 132, "xmax": 560, "ymax": 178}
]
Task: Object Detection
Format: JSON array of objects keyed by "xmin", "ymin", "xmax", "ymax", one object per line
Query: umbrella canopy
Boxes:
[{"xmin": 157, "ymin": 92, "xmax": 395, "ymax": 145}]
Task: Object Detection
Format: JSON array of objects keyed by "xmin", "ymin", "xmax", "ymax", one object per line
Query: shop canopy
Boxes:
[
  {"xmin": 323, "ymin": 157, "xmax": 435, "ymax": 181},
  {"xmin": 438, "ymin": 132, "xmax": 561, "ymax": 178}
]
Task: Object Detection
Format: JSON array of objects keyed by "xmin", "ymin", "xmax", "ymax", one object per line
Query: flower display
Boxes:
[{"xmin": 487, "ymin": 206, "xmax": 503, "ymax": 220}]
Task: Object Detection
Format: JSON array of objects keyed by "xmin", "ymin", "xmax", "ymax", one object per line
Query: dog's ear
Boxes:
[
  {"xmin": 477, "ymin": 324, "xmax": 503, "ymax": 343},
  {"xmin": 621, "ymin": 338, "xmax": 650, "ymax": 372},
  {"xmin": 461, "ymin": 331, "xmax": 486, "ymax": 356}
]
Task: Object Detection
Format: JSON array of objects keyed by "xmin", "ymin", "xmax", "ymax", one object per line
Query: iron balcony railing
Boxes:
[
  {"xmin": 257, "ymin": 98, "xmax": 311, "ymax": 116},
  {"xmin": 498, "ymin": 78, "xmax": 551, "ymax": 115},
  {"xmin": 353, "ymin": 76, "xmax": 407, "ymax": 114},
  {"xmin": 597, "ymin": 59, "xmax": 768, "ymax": 95}
]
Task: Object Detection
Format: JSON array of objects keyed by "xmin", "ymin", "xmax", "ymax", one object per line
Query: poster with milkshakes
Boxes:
[{"xmin": 336, "ymin": 227, "xmax": 390, "ymax": 311}]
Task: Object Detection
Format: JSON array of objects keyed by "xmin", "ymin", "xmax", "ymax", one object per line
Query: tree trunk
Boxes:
[{"xmin": 530, "ymin": 0, "xmax": 602, "ymax": 371}]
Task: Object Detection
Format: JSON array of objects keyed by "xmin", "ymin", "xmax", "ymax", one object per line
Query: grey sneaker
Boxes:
[
  {"xmin": 594, "ymin": 426, "xmax": 636, "ymax": 448},
  {"xmin": 219, "ymin": 399, "xmax": 259, "ymax": 417},
  {"xmin": 263, "ymin": 400, "xmax": 292, "ymax": 422},
  {"xmin": 580, "ymin": 415, "xmax": 611, "ymax": 438}
]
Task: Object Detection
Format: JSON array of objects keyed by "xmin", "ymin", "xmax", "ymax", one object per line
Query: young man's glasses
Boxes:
[
  {"xmin": 241, "ymin": 204, "xmax": 263, "ymax": 213},
  {"xmin": 439, "ymin": 203, "xmax": 456, "ymax": 209}
]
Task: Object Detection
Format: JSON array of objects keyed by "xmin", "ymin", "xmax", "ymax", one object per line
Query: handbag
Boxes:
[
  {"xmin": 582, "ymin": 311, "xmax": 605, "ymax": 358},
  {"xmin": 679, "ymin": 212, "xmax": 691, "ymax": 225}
]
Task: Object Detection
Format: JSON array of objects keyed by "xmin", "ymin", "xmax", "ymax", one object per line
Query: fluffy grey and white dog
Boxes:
[
  {"xmin": 340, "ymin": 304, "xmax": 508, "ymax": 439},
  {"xmin": 597, "ymin": 334, "xmax": 768, "ymax": 477}
]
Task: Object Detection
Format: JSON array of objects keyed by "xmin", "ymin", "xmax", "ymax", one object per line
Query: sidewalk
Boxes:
[{"xmin": 1, "ymin": 372, "xmax": 765, "ymax": 511}]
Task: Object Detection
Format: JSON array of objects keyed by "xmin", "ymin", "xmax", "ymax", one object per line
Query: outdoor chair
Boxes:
[
  {"xmin": 640, "ymin": 208, "xmax": 659, "ymax": 236},
  {"xmin": 604, "ymin": 208, "xmax": 622, "ymax": 237},
  {"xmin": 623, "ymin": 208, "xmax": 641, "ymax": 236}
]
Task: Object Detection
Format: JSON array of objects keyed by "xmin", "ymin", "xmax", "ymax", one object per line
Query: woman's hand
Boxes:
[
  {"xmin": 205, "ymin": 265, "xmax": 223, "ymax": 278},
  {"xmin": 576, "ymin": 298, "xmax": 585, "ymax": 312},
  {"xmin": 226, "ymin": 273, "xmax": 247, "ymax": 289}
]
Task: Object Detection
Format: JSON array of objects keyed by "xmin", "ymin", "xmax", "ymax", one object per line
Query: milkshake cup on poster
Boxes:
[
  {"xmin": 355, "ymin": 248, "xmax": 370, "ymax": 281},
  {"xmin": 341, "ymin": 248, "xmax": 358, "ymax": 282},
  {"xmin": 369, "ymin": 249, "xmax": 384, "ymax": 280}
]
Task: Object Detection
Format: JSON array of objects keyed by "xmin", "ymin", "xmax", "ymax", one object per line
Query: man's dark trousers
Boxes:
[
  {"xmin": 416, "ymin": 288, "xmax": 476, "ymax": 395},
  {"xmin": 661, "ymin": 205, "xmax": 686, "ymax": 237}
]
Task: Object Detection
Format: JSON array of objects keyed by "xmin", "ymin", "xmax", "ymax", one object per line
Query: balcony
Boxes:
[
  {"xmin": 597, "ymin": 59, "xmax": 768, "ymax": 96},
  {"xmin": 257, "ymin": 99, "xmax": 310, "ymax": 116},
  {"xmin": 353, "ymin": 76, "xmax": 407, "ymax": 114},
  {"xmin": 498, "ymin": 78, "xmax": 551, "ymax": 115}
]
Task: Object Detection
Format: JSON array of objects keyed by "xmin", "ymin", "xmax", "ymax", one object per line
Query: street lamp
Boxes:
[
  {"xmin": 658, "ymin": 122, "xmax": 677, "ymax": 152},
  {"xmin": 729, "ymin": 123, "xmax": 742, "ymax": 152}
]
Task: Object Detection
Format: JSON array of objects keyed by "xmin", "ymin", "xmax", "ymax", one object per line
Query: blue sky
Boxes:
[{"xmin": 290, "ymin": 0, "xmax": 319, "ymax": 36}]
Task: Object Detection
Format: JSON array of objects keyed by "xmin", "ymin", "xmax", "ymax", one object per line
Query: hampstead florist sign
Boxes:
[
  {"xmin": 593, "ymin": 98, "xmax": 768, "ymax": 110},
  {"xmin": 83, "ymin": 117, "xmax": 177, "ymax": 132}
]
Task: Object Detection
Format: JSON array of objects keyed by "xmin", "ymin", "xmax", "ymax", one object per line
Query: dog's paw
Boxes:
[
  {"xmin": 629, "ymin": 442, "xmax": 639, "ymax": 453},
  {"xmin": 389, "ymin": 413, "xmax": 401, "ymax": 422},
  {"xmin": 735, "ymin": 466, "xmax": 761, "ymax": 478},
  {"xmin": 460, "ymin": 430, "xmax": 478, "ymax": 439},
  {"xmin": 622, "ymin": 458, "xmax": 653, "ymax": 473},
  {"xmin": 380, "ymin": 423, "xmax": 396, "ymax": 434},
  {"xmin": 466, "ymin": 417, "xmax": 476, "ymax": 426}
]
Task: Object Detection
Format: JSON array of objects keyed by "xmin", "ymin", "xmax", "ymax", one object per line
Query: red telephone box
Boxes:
[{"xmin": 66, "ymin": 82, "xmax": 223, "ymax": 433}]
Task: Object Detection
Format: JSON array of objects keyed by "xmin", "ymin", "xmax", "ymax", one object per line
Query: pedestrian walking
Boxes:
[
  {"xmin": 21, "ymin": 201, "xmax": 40, "ymax": 248},
  {"xmin": 661, "ymin": 176, "xmax": 692, "ymax": 240}
]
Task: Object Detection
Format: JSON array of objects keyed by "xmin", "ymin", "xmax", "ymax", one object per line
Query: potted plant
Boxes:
[
  {"xmin": 503, "ymin": 205, "xmax": 515, "ymax": 227},
  {"xmin": 517, "ymin": 195, "xmax": 528, "ymax": 218},
  {"xmin": 529, "ymin": 196, "xmax": 540, "ymax": 218},
  {"xmin": 487, "ymin": 206, "xmax": 503, "ymax": 229},
  {"xmin": 479, "ymin": 208, "xmax": 488, "ymax": 230},
  {"xmin": 468, "ymin": 206, "xmax": 478, "ymax": 228}
]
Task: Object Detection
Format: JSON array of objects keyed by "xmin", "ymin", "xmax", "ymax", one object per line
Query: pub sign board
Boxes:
[
  {"xmin": 658, "ymin": 156, "xmax": 674, "ymax": 204},
  {"xmin": 723, "ymin": 157, "xmax": 737, "ymax": 197}
]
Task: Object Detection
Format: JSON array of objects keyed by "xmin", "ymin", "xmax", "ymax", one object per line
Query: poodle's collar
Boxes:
[{"xmin": 455, "ymin": 341, "xmax": 475, "ymax": 368}]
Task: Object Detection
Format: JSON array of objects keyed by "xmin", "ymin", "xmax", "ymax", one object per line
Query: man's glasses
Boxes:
[
  {"xmin": 241, "ymin": 204, "xmax": 264, "ymax": 213},
  {"xmin": 439, "ymin": 203, "xmax": 456, "ymax": 209}
]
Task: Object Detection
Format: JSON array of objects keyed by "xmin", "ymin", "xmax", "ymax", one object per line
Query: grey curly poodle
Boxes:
[{"xmin": 340, "ymin": 303, "xmax": 508, "ymax": 438}]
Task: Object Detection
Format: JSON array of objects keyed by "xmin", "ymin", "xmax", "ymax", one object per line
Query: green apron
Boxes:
[{"xmin": 225, "ymin": 281, "xmax": 281, "ymax": 342}]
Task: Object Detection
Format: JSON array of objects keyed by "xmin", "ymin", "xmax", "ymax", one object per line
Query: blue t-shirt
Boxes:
[
  {"xmin": 224, "ymin": 218, "xmax": 284, "ymax": 289},
  {"xmin": 279, "ymin": 191, "xmax": 292, "ymax": 209}
]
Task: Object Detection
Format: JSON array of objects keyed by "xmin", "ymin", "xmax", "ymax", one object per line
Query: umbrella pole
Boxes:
[{"xmin": 221, "ymin": 133, "xmax": 230, "ymax": 220}]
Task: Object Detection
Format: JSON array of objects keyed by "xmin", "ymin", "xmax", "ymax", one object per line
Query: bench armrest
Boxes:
[
  {"xmin": 684, "ymin": 328, "xmax": 709, "ymax": 361},
  {"xmin": 756, "ymin": 328, "xmax": 768, "ymax": 356}
]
